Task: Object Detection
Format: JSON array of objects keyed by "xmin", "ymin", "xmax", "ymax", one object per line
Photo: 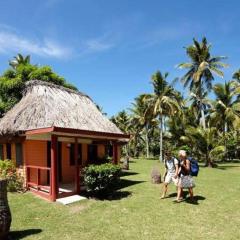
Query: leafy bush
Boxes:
[
  {"xmin": 83, "ymin": 163, "xmax": 121, "ymax": 196},
  {"xmin": 0, "ymin": 160, "xmax": 24, "ymax": 192}
]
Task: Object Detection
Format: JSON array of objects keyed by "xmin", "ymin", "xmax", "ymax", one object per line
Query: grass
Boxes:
[{"xmin": 9, "ymin": 159, "xmax": 240, "ymax": 240}]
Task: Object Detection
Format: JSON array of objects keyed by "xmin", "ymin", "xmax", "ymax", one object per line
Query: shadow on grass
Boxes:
[
  {"xmin": 129, "ymin": 160, "xmax": 137, "ymax": 163},
  {"xmin": 9, "ymin": 229, "xmax": 42, "ymax": 240},
  {"xmin": 103, "ymin": 191, "xmax": 132, "ymax": 200},
  {"xmin": 216, "ymin": 165, "xmax": 240, "ymax": 170},
  {"xmin": 85, "ymin": 190, "xmax": 132, "ymax": 201},
  {"xmin": 166, "ymin": 191, "xmax": 206, "ymax": 205},
  {"xmin": 163, "ymin": 191, "xmax": 194, "ymax": 199},
  {"xmin": 162, "ymin": 192, "xmax": 177, "ymax": 199},
  {"xmin": 120, "ymin": 171, "xmax": 139, "ymax": 177},
  {"xmin": 185, "ymin": 195, "xmax": 206, "ymax": 205},
  {"xmin": 115, "ymin": 179, "xmax": 145, "ymax": 190},
  {"xmin": 83, "ymin": 178, "xmax": 145, "ymax": 201}
]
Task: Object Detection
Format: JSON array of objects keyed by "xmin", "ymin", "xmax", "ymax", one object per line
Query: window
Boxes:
[
  {"xmin": 69, "ymin": 143, "xmax": 82, "ymax": 166},
  {"xmin": 15, "ymin": 143, "xmax": 23, "ymax": 167},
  {"xmin": 0, "ymin": 144, "xmax": 3, "ymax": 160},
  {"xmin": 6, "ymin": 143, "xmax": 11, "ymax": 160}
]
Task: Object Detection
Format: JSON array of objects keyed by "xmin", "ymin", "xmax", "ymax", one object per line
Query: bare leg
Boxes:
[
  {"xmin": 188, "ymin": 188, "xmax": 194, "ymax": 201},
  {"xmin": 176, "ymin": 187, "xmax": 182, "ymax": 201},
  {"xmin": 161, "ymin": 183, "xmax": 168, "ymax": 198}
]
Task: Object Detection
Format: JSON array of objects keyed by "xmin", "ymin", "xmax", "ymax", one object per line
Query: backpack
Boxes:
[{"xmin": 188, "ymin": 157, "xmax": 199, "ymax": 177}]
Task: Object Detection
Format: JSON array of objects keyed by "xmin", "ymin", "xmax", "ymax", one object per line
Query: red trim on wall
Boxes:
[
  {"xmin": 25, "ymin": 127, "xmax": 54, "ymax": 135},
  {"xmin": 24, "ymin": 126, "xmax": 130, "ymax": 139}
]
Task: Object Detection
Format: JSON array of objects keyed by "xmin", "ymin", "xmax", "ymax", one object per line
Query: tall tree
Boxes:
[
  {"xmin": 211, "ymin": 81, "xmax": 240, "ymax": 133},
  {"xmin": 0, "ymin": 56, "xmax": 77, "ymax": 117},
  {"xmin": 110, "ymin": 110, "xmax": 131, "ymax": 156},
  {"xmin": 178, "ymin": 37, "xmax": 228, "ymax": 129},
  {"xmin": 130, "ymin": 94, "xmax": 155, "ymax": 158},
  {"xmin": 147, "ymin": 71, "xmax": 180, "ymax": 161}
]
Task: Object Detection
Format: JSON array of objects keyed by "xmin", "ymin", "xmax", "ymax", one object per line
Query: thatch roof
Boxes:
[{"xmin": 0, "ymin": 80, "xmax": 124, "ymax": 137}]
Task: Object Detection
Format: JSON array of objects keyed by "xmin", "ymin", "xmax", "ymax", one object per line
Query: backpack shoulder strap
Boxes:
[{"xmin": 173, "ymin": 157, "xmax": 179, "ymax": 166}]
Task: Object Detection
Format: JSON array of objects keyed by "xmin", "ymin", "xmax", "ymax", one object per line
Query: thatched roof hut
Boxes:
[{"xmin": 0, "ymin": 80, "xmax": 126, "ymax": 138}]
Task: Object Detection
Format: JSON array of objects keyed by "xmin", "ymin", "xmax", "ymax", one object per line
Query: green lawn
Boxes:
[{"xmin": 9, "ymin": 159, "xmax": 240, "ymax": 240}]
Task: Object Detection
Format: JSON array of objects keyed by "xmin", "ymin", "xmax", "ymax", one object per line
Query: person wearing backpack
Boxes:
[
  {"xmin": 176, "ymin": 150, "xmax": 195, "ymax": 202},
  {"xmin": 160, "ymin": 150, "xmax": 179, "ymax": 199}
]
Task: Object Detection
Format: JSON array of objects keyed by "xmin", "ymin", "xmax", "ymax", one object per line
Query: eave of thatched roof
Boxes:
[{"xmin": 0, "ymin": 80, "xmax": 127, "ymax": 139}]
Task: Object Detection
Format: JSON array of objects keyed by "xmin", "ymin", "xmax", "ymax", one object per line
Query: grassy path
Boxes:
[{"xmin": 9, "ymin": 159, "xmax": 240, "ymax": 240}]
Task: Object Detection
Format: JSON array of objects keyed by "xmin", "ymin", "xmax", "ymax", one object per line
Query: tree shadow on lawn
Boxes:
[
  {"xmin": 108, "ymin": 179, "xmax": 145, "ymax": 201},
  {"xmin": 215, "ymin": 165, "xmax": 240, "ymax": 170},
  {"xmin": 9, "ymin": 229, "xmax": 42, "ymax": 240},
  {"xmin": 129, "ymin": 160, "xmax": 137, "ymax": 163},
  {"xmin": 120, "ymin": 171, "xmax": 139, "ymax": 177},
  {"xmin": 115, "ymin": 179, "xmax": 145, "ymax": 190}
]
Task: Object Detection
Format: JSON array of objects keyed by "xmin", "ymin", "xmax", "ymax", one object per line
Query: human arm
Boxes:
[
  {"xmin": 181, "ymin": 159, "xmax": 190, "ymax": 174},
  {"xmin": 174, "ymin": 159, "xmax": 179, "ymax": 178},
  {"xmin": 185, "ymin": 159, "xmax": 191, "ymax": 173},
  {"xmin": 163, "ymin": 167, "xmax": 167, "ymax": 181}
]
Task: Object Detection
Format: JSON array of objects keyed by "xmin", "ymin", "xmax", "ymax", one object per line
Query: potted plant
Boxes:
[{"xmin": 0, "ymin": 160, "xmax": 12, "ymax": 240}]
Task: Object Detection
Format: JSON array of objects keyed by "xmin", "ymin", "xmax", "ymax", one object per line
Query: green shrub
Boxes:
[
  {"xmin": 83, "ymin": 163, "xmax": 121, "ymax": 196},
  {"xmin": 0, "ymin": 159, "xmax": 24, "ymax": 192}
]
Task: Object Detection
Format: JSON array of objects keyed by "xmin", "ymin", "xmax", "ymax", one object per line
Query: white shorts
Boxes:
[{"xmin": 164, "ymin": 173, "xmax": 178, "ymax": 185}]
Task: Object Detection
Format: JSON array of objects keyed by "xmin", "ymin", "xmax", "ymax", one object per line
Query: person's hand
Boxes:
[{"xmin": 173, "ymin": 174, "xmax": 177, "ymax": 179}]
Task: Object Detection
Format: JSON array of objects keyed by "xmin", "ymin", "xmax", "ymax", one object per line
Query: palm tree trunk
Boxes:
[
  {"xmin": 133, "ymin": 135, "xmax": 138, "ymax": 158},
  {"xmin": 205, "ymin": 149, "xmax": 214, "ymax": 167},
  {"xmin": 145, "ymin": 125, "xmax": 149, "ymax": 159},
  {"xmin": 224, "ymin": 122, "xmax": 231, "ymax": 161},
  {"xmin": 200, "ymin": 106, "xmax": 206, "ymax": 129},
  {"xmin": 159, "ymin": 115, "xmax": 163, "ymax": 162}
]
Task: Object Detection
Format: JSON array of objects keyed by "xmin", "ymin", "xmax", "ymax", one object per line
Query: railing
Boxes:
[{"xmin": 26, "ymin": 165, "xmax": 51, "ymax": 198}]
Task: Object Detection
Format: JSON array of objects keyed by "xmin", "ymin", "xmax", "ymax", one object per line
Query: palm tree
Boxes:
[
  {"xmin": 178, "ymin": 37, "xmax": 228, "ymax": 129},
  {"xmin": 211, "ymin": 81, "xmax": 240, "ymax": 133},
  {"xmin": 167, "ymin": 102, "xmax": 197, "ymax": 149},
  {"xmin": 130, "ymin": 94, "xmax": 155, "ymax": 158},
  {"xmin": 110, "ymin": 110, "xmax": 130, "ymax": 156},
  {"xmin": 9, "ymin": 54, "xmax": 31, "ymax": 69},
  {"xmin": 181, "ymin": 126, "xmax": 225, "ymax": 166},
  {"xmin": 233, "ymin": 69, "xmax": 240, "ymax": 82},
  {"xmin": 210, "ymin": 81, "xmax": 240, "ymax": 160},
  {"xmin": 189, "ymin": 90, "xmax": 212, "ymax": 127},
  {"xmin": 147, "ymin": 71, "xmax": 181, "ymax": 161}
]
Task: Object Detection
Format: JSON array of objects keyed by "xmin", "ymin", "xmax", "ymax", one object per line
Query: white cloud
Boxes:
[
  {"xmin": 78, "ymin": 33, "xmax": 116, "ymax": 56},
  {"xmin": 85, "ymin": 39, "xmax": 114, "ymax": 52},
  {"xmin": 0, "ymin": 30, "xmax": 72, "ymax": 58}
]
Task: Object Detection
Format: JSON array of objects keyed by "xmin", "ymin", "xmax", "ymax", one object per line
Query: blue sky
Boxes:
[{"xmin": 0, "ymin": 0, "xmax": 240, "ymax": 116}]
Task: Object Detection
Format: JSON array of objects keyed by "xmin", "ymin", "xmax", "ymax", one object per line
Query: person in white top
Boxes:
[{"xmin": 160, "ymin": 150, "xmax": 179, "ymax": 199}]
